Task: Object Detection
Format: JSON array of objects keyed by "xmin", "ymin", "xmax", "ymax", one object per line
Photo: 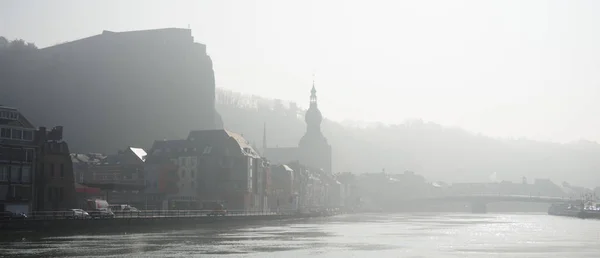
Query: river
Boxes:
[{"xmin": 2, "ymin": 213, "xmax": 600, "ymax": 257}]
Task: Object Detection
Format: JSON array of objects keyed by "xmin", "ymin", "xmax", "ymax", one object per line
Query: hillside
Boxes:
[
  {"xmin": 2, "ymin": 36, "xmax": 600, "ymax": 187},
  {"xmin": 216, "ymin": 89, "xmax": 600, "ymax": 188}
]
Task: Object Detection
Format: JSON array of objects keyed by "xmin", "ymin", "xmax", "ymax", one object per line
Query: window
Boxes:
[
  {"xmin": 14, "ymin": 186, "xmax": 31, "ymax": 200},
  {"xmin": 10, "ymin": 166, "xmax": 20, "ymax": 182},
  {"xmin": 21, "ymin": 167, "xmax": 30, "ymax": 183},
  {"xmin": 22, "ymin": 131, "xmax": 33, "ymax": 141},
  {"xmin": 0, "ymin": 112, "xmax": 17, "ymax": 120},
  {"xmin": 59, "ymin": 188, "xmax": 64, "ymax": 201},
  {"xmin": 0, "ymin": 185, "xmax": 8, "ymax": 199},
  {"xmin": 0, "ymin": 128, "xmax": 10, "ymax": 138},
  {"xmin": 191, "ymin": 181, "xmax": 195, "ymax": 188},
  {"xmin": 202, "ymin": 146, "xmax": 212, "ymax": 154},
  {"xmin": 191, "ymin": 168, "xmax": 195, "ymax": 178},
  {"xmin": 60, "ymin": 164, "xmax": 64, "ymax": 178},
  {"xmin": 11, "ymin": 129, "xmax": 22, "ymax": 140},
  {"xmin": 0, "ymin": 166, "xmax": 7, "ymax": 181},
  {"xmin": 49, "ymin": 163, "xmax": 55, "ymax": 177},
  {"xmin": 25, "ymin": 149, "xmax": 33, "ymax": 162},
  {"xmin": 47, "ymin": 188, "xmax": 53, "ymax": 201},
  {"xmin": 55, "ymin": 188, "xmax": 60, "ymax": 200},
  {"xmin": 248, "ymin": 158, "xmax": 253, "ymax": 190}
]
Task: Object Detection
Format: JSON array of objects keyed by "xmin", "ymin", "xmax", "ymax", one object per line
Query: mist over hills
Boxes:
[
  {"xmin": 217, "ymin": 90, "xmax": 600, "ymax": 187},
  {"xmin": 2, "ymin": 35, "xmax": 600, "ymax": 188}
]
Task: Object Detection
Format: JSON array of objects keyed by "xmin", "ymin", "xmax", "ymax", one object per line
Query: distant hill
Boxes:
[
  {"xmin": 3, "ymin": 34, "xmax": 600, "ymax": 187},
  {"xmin": 216, "ymin": 86, "xmax": 600, "ymax": 188}
]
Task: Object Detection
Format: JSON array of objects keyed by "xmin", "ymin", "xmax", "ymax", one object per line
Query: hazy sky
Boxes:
[{"xmin": 2, "ymin": 0, "xmax": 600, "ymax": 143}]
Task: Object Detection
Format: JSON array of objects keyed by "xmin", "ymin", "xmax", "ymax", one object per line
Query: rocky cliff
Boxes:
[{"xmin": 0, "ymin": 29, "xmax": 222, "ymax": 153}]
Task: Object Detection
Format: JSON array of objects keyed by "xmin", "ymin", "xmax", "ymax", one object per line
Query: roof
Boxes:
[
  {"xmin": 129, "ymin": 147, "xmax": 147, "ymax": 162},
  {"xmin": 187, "ymin": 129, "xmax": 261, "ymax": 158},
  {"xmin": 70, "ymin": 153, "xmax": 107, "ymax": 165},
  {"xmin": 0, "ymin": 106, "xmax": 35, "ymax": 129},
  {"xmin": 224, "ymin": 130, "xmax": 260, "ymax": 158},
  {"xmin": 282, "ymin": 164, "xmax": 293, "ymax": 172},
  {"xmin": 146, "ymin": 139, "xmax": 195, "ymax": 161},
  {"xmin": 271, "ymin": 164, "xmax": 294, "ymax": 175},
  {"xmin": 150, "ymin": 139, "xmax": 193, "ymax": 150}
]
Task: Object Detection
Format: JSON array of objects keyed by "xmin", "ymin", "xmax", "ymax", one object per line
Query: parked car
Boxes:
[
  {"xmin": 203, "ymin": 202, "xmax": 227, "ymax": 216},
  {"xmin": 88, "ymin": 208, "xmax": 115, "ymax": 219},
  {"xmin": 110, "ymin": 204, "xmax": 141, "ymax": 217},
  {"xmin": 68, "ymin": 209, "xmax": 90, "ymax": 219},
  {"xmin": 0, "ymin": 211, "xmax": 27, "ymax": 221}
]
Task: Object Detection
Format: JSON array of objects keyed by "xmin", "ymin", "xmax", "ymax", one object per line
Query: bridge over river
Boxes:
[{"xmin": 404, "ymin": 194, "xmax": 574, "ymax": 213}]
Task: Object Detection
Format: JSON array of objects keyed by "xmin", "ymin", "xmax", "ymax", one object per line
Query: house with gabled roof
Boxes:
[{"xmin": 145, "ymin": 129, "xmax": 269, "ymax": 211}]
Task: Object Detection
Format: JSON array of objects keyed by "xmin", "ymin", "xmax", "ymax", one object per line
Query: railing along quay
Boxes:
[
  {"xmin": 1, "ymin": 209, "xmax": 292, "ymax": 222},
  {"xmin": 0, "ymin": 208, "xmax": 344, "ymax": 234}
]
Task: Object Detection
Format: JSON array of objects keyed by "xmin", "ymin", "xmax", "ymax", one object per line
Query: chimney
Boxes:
[
  {"xmin": 48, "ymin": 126, "xmax": 64, "ymax": 141},
  {"xmin": 36, "ymin": 126, "xmax": 47, "ymax": 144}
]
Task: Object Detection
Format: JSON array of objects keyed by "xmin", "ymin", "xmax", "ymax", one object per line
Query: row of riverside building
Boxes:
[
  {"xmin": 0, "ymin": 106, "xmax": 76, "ymax": 213},
  {"xmin": 0, "ymin": 85, "xmax": 350, "ymax": 214}
]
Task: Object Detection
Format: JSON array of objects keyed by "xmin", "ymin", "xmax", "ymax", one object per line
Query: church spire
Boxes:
[
  {"xmin": 303, "ymin": 79, "xmax": 323, "ymax": 137},
  {"xmin": 310, "ymin": 77, "xmax": 318, "ymax": 108}
]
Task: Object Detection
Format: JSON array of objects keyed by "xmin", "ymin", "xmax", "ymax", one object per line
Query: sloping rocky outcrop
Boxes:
[{"xmin": 0, "ymin": 29, "xmax": 222, "ymax": 153}]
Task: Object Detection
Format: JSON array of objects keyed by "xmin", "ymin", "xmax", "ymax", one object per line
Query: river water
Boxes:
[{"xmin": 2, "ymin": 213, "xmax": 600, "ymax": 258}]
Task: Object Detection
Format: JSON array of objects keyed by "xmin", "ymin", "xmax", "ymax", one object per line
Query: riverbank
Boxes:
[
  {"xmin": 0, "ymin": 210, "xmax": 342, "ymax": 237},
  {"xmin": 548, "ymin": 210, "xmax": 600, "ymax": 219}
]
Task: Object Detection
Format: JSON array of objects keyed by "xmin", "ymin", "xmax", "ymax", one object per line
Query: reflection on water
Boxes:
[{"xmin": 2, "ymin": 213, "xmax": 600, "ymax": 257}]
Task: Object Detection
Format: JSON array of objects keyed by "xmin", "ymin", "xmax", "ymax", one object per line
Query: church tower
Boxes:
[{"xmin": 298, "ymin": 81, "xmax": 332, "ymax": 174}]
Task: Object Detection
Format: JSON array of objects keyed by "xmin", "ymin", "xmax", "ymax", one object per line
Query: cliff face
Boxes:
[{"xmin": 0, "ymin": 29, "xmax": 222, "ymax": 153}]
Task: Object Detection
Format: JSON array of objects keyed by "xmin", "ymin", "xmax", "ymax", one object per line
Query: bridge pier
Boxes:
[{"xmin": 470, "ymin": 202, "xmax": 487, "ymax": 213}]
